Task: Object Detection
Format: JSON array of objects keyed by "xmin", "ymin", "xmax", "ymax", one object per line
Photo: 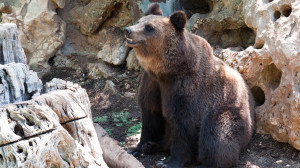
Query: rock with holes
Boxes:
[
  {"xmin": 0, "ymin": 23, "xmax": 26, "ymax": 65},
  {"xmin": 0, "ymin": 63, "xmax": 42, "ymax": 106},
  {"xmin": 214, "ymin": 0, "xmax": 300, "ymax": 150},
  {"xmin": 0, "ymin": 78, "xmax": 108, "ymax": 167},
  {"xmin": 0, "ymin": 128, "xmax": 105, "ymax": 168},
  {"xmin": 2, "ymin": 0, "xmax": 66, "ymax": 78}
]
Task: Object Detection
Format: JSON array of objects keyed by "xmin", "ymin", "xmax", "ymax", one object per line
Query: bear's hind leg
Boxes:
[{"xmin": 198, "ymin": 106, "xmax": 250, "ymax": 168}]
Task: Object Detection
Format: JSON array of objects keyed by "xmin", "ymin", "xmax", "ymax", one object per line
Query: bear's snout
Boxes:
[{"xmin": 124, "ymin": 27, "xmax": 132, "ymax": 37}]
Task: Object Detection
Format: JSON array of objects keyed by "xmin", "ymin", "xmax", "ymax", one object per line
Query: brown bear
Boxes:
[{"xmin": 125, "ymin": 3, "xmax": 254, "ymax": 168}]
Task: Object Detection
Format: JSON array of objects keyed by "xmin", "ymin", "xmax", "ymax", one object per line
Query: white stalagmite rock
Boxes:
[
  {"xmin": 0, "ymin": 63, "xmax": 42, "ymax": 105},
  {"xmin": 0, "ymin": 23, "xmax": 26, "ymax": 64}
]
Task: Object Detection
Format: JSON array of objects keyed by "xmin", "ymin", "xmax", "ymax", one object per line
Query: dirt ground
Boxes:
[{"xmin": 45, "ymin": 66, "xmax": 300, "ymax": 168}]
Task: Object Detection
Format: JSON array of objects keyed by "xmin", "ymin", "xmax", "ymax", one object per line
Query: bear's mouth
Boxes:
[{"xmin": 126, "ymin": 38, "xmax": 144, "ymax": 46}]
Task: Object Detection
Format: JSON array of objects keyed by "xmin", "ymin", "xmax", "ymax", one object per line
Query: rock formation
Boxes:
[
  {"xmin": 1, "ymin": 0, "xmax": 133, "ymax": 78},
  {"xmin": 0, "ymin": 23, "xmax": 41, "ymax": 106},
  {"xmin": 2, "ymin": 0, "xmax": 66, "ymax": 77}
]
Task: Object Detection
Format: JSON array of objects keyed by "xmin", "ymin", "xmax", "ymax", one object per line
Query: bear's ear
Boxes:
[
  {"xmin": 145, "ymin": 3, "xmax": 163, "ymax": 16},
  {"xmin": 170, "ymin": 11, "xmax": 187, "ymax": 32}
]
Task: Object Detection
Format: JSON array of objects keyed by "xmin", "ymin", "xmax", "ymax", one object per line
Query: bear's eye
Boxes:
[{"xmin": 144, "ymin": 25, "xmax": 154, "ymax": 33}]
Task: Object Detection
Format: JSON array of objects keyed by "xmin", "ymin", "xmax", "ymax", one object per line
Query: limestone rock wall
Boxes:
[{"xmin": 1, "ymin": 0, "xmax": 134, "ymax": 79}]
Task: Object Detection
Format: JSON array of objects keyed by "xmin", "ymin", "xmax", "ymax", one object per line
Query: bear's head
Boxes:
[{"xmin": 125, "ymin": 3, "xmax": 191, "ymax": 78}]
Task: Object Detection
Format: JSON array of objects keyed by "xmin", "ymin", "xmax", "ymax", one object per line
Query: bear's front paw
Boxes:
[
  {"xmin": 156, "ymin": 158, "xmax": 183, "ymax": 168},
  {"xmin": 127, "ymin": 148, "xmax": 142, "ymax": 157},
  {"xmin": 142, "ymin": 141, "xmax": 160, "ymax": 154}
]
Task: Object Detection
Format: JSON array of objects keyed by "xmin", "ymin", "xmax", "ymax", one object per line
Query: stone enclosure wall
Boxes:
[{"xmin": 1, "ymin": 0, "xmax": 300, "ymax": 151}]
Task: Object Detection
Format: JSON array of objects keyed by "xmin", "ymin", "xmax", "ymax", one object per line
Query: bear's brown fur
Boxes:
[{"xmin": 125, "ymin": 3, "xmax": 254, "ymax": 168}]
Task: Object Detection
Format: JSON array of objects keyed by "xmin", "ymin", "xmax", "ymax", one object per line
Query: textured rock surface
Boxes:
[
  {"xmin": 2, "ymin": 0, "xmax": 66, "ymax": 77},
  {"xmin": 213, "ymin": 0, "xmax": 300, "ymax": 150},
  {"xmin": 57, "ymin": 0, "xmax": 132, "ymax": 75},
  {"xmin": 0, "ymin": 63, "xmax": 42, "ymax": 105},
  {"xmin": 187, "ymin": 0, "xmax": 255, "ymax": 48},
  {"xmin": 96, "ymin": 28, "xmax": 130, "ymax": 65},
  {"xmin": 0, "ymin": 79, "xmax": 108, "ymax": 167},
  {"xmin": 0, "ymin": 23, "xmax": 25, "ymax": 64},
  {"xmin": 87, "ymin": 62, "xmax": 119, "ymax": 79},
  {"xmin": 2, "ymin": 0, "xmax": 133, "ymax": 78},
  {"xmin": 126, "ymin": 50, "xmax": 140, "ymax": 71},
  {"xmin": 67, "ymin": 0, "xmax": 118, "ymax": 35}
]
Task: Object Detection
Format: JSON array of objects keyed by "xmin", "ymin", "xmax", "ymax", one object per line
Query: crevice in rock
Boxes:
[
  {"xmin": 273, "ymin": 10, "xmax": 281, "ymax": 21},
  {"xmin": 254, "ymin": 39, "xmax": 265, "ymax": 49},
  {"xmin": 48, "ymin": 55, "xmax": 56, "ymax": 66},
  {"xmin": 17, "ymin": 146, "xmax": 23, "ymax": 153},
  {"xmin": 211, "ymin": 27, "xmax": 256, "ymax": 49},
  {"xmin": 263, "ymin": 0, "xmax": 273, "ymax": 3},
  {"xmin": 0, "ymin": 44, "xmax": 3, "ymax": 64},
  {"xmin": 0, "ymin": 128, "xmax": 55, "ymax": 148},
  {"xmin": 0, "ymin": 153, "xmax": 3, "ymax": 163},
  {"xmin": 25, "ymin": 116, "xmax": 35, "ymax": 127},
  {"xmin": 14, "ymin": 123, "xmax": 25, "ymax": 138},
  {"xmin": 262, "ymin": 63, "xmax": 282, "ymax": 90},
  {"xmin": 282, "ymin": 4, "xmax": 292, "ymax": 17},
  {"xmin": 94, "ymin": 2, "xmax": 124, "ymax": 35},
  {"xmin": 181, "ymin": 0, "xmax": 213, "ymax": 18},
  {"xmin": 61, "ymin": 116, "xmax": 87, "ymax": 125},
  {"xmin": 251, "ymin": 86, "xmax": 265, "ymax": 106}
]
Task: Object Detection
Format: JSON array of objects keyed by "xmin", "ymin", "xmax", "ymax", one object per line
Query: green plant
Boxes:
[
  {"xmin": 127, "ymin": 122, "xmax": 142, "ymax": 137},
  {"xmin": 93, "ymin": 116, "xmax": 108, "ymax": 123}
]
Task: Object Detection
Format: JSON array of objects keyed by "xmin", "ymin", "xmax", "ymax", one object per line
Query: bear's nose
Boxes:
[{"xmin": 124, "ymin": 27, "xmax": 132, "ymax": 36}]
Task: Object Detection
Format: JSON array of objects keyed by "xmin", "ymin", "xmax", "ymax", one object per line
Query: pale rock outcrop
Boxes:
[
  {"xmin": 213, "ymin": 0, "xmax": 300, "ymax": 150},
  {"xmin": 55, "ymin": 0, "xmax": 132, "ymax": 75},
  {"xmin": 0, "ymin": 23, "xmax": 25, "ymax": 64},
  {"xmin": 187, "ymin": 0, "xmax": 255, "ymax": 48},
  {"xmin": 2, "ymin": 0, "xmax": 66, "ymax": 77},
  {"xmin": 67, "ymin": 0, "xmax": 118, "ymax": 35},
  {"xmin": 0, "ymin": 63, "xmax": 42, "ymax": 105},
  {"xmin": 87, "ymin": 62, "xmax": 119, "ymax": 79},
  {"xmin": 96, "ymin": 28, "xmax": 130, "ymax": 65},
  {"xmin": 0, "ymin": 79, "xmax": 108, "ymax": 168},
  {"xmin": 126, "ymin": 49, "xmax": 140, "ymax": 71}
]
